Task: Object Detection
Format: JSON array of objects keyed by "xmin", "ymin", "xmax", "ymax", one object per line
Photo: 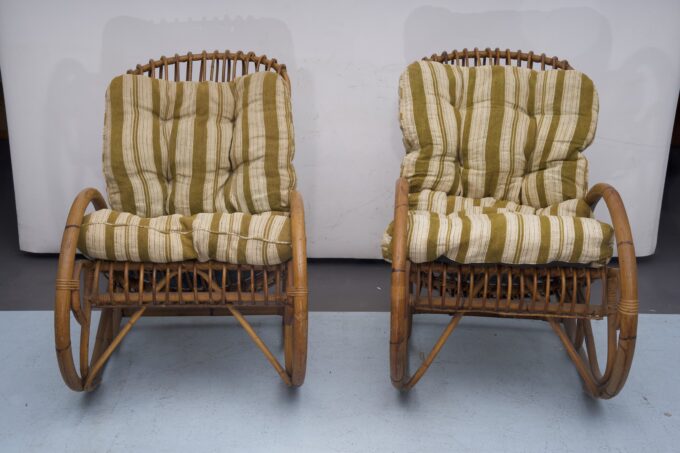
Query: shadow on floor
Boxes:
[{"xmin": 0, "ymin": 138, "xmax": 677, "ymax": 312}]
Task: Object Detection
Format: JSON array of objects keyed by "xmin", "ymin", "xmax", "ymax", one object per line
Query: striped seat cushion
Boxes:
[
  {"xmin": 407, "ymin": 190, "xmax": 594, "ymax": 218},
  {"xmin": 399, "ymin": 62, "xmax": 597, "ymax": 208},
  {"xmin": 103, "ymin": 71, "xmax": 295, "ymax": 217},
  {"xmin": 381, "ymin": 199, "xmax": 614, "ymax": 265},
  {"xmin": 78, "ymin": 209, "xmax": 291, "ymax": 265}
]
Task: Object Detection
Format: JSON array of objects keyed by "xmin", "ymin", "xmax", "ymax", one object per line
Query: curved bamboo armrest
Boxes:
[
  {"xmin": 391, "ymin": 177, "xmax": 410, "ymax": 269},
  {"xmin": 289, "ymin": 190, "xmax": 307, "ymax": 287},
  {"xmin": 56, "ymin": 188, "xmax": 107, "ymax": 283},
  {"xmin": 585, "ymin": 183, "xmax": 638, "ymax": 316}
]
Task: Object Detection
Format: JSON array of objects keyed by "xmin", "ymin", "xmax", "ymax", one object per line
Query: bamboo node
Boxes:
[
  {"xmin": 56, "ymin": 278, "xmax": 80, "ymax": 290},
  {"xmin": 618, "ymin": 297, "xmax": 638, "ymax": 315}
]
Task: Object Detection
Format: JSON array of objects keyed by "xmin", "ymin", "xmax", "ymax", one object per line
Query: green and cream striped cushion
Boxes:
[
  {"xmin": 78, "ymin": 209, "xmax": 291, "ymax": 265},
  {"xmin": 399, "ymin": 62, "xmax": 598, "ymax": 208},
  {"xmin": 78, "ymin": 210, "xmax": 195, "ymax": 262},
  {"xmin": 408, "ymin": 191, "xmax": 593, "ymax": 218},
  {"xmin": 381, "ymin": 210, "xmax": 613, "ymax": 265},
  {"xmin": 388, "ymin": 61, "xmax": 608, "ymax": 266},
  {"xmin": 103, "ymin": 71, "xmax": 295, "ymax": 217},
  {"xmin": 192, "ymin": 212, "xmax": 291, "ymax": 264}
]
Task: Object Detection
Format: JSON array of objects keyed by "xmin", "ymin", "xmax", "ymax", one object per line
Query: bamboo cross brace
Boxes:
[
  {"xmin": 82, "ymin": 302, "xmax": 293, "ymax": 387},
  {"xmin": 405, "ymin": 314, "xmax": 463, "ymax": 389},
  {"xmin": 548, "ymin": 318, "xmax": 600, "ymax": 396},
  {"xmin": 84, "ymin": 306, "xmax": 147, "ymax": 390},
  {"xmin": 225, "ymin": 304, "xmax": 292, "ymax": 386}
]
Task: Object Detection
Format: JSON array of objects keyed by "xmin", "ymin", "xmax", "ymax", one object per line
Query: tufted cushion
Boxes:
[
  {"xmin": 381, "ymin": 194, "xmax": 613, "ymax": 265},
  {"xmin": 399, "ymin": 62, "xmax": 597, "ymax": 207},
  {"xmin": 103, "ymin": 72, "xmax": 295, "ymax": 217},
  {"xmin": 78, "ymin": 209, "xmax": 291, "ymax": 265},
  {"xmin": 406, "ymin": 190, "xmax": 594, "ymax": 218},
  {"xmin": 385, "ymin": 61, "xmax": 611, "ymax": 266}
]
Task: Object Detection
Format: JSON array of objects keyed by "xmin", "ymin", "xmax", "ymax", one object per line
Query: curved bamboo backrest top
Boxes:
[
  {"xmin": 127, "ymin": 50, "xmax": 290, "ymax": 86},
  {"xmin": 424, "ymin": 47, "xmax": 572, "ymax": 71}
]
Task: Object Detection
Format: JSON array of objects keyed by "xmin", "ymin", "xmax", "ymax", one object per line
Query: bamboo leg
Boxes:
[
  {"xmin": 85, "ymin": 309, "xmax": 114, "ymax": 391},
  {"xmin": 562, "ymin": 318, "xmax": 576, "ymax": 344},
  {"xmin": 581, "ymin": 319, "xmax": 603, "ymax": 381},
  {"xmin": 111, "ymin": 308, "xmax": 123, "ymax": 336},
  {"xmin": 405, "ymin": 314, "xmax": 463, "ymax": 389},
  {"xmin": 226, "ymin": 304, "xmax": 292, "ymax": 386},
  {"xmin": 84, "ymin": 307, "xmax": 146, "ymax": 391},
  {"xmin": 549, "ymin": 318, "xmax": 600, "ymax": 397},
  {"xmin": 573, "ymin": 318, "xmax": 586, "ymax": 350}
]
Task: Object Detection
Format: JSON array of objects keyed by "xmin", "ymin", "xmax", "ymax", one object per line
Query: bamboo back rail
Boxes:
[
  {"xmin": 390, "ymin": 48, "xmax": 638, "ymax": 398},
  {"xmin": 55, "ymin": 51, "xmax": 307, "ymax": 392},
  {"xmin": 127, "ymin": 50, "xmax": 290, "ymax": 86},
  {"xmin": 426, "ymin": 47, "xmax": 572, "ymax": 70}
]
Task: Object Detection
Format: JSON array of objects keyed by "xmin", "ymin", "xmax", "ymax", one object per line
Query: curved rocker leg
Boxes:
[
  {"xmin": 282, "ymin": 190, "xmax": 308, "ymax": 387},
  {"xmin": 549, "ymin": 311, "xmax": 637, "ymax": 399},
  {"xmin": 283, "ymin": 257, "xmax": 308, "ymax": 387},
  {"xmin": 389, "ymin": 288, "xmax": 410, "ymax": 390},
  {"xmin": 56, "ymin": 274, "xmax": 144, "ymax": 393}
]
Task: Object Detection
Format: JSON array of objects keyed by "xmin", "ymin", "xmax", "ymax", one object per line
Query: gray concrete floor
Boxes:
[
  {"xmin": 0, "ymin": 311, "xmax": 678, "ymax": 452},
  {"xmin": 1, "ymin": 138, "xmax": 678, "ymax": 312}
]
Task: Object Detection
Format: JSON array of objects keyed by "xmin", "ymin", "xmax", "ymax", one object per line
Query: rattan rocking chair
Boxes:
[
  {"xmin": 55, "ymin": 51, "xmax": 308, "ymax": 391},
  {"xmin": 386, "ymin": 48, "xmax": 637, "ymax": 398}
]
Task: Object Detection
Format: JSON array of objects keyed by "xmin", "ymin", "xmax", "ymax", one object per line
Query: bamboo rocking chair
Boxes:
[
  {"xmin": 55, "ymin": 51, "xmax": 308, "ymax": 391},
  {"xmin": 388, "ymin": 48, "xmax": 637, "ymax": 398}
]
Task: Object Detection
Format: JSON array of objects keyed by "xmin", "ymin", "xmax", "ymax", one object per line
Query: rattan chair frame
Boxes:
[
  {"xmin": 55, "ymin": 50, "xmax": 308, "ymax": 391},
  {"xmin": 389, "ymin": 48, "xmax": 637, "ymax": 398}
]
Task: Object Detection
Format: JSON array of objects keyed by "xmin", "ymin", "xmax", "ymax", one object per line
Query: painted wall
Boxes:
[{"xmin": 0, "ymin": 0, "xmax": 678, "ymax": 257}]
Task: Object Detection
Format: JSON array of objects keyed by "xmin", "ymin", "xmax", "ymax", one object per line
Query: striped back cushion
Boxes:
[
  {"xmin": 399, "ymin": 62, "xmax": 598, "ymax": 208},
  {"xmin": 103, "ymin": 71, "xmax": 295, "ymax": 217}
]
